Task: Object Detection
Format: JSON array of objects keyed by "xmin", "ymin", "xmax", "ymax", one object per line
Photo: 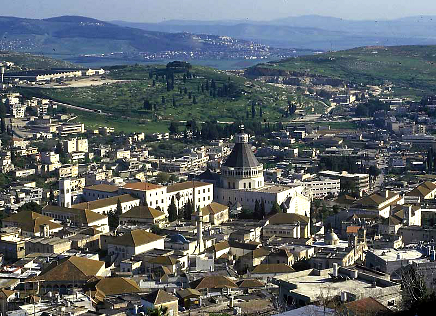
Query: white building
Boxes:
[
  {"xmin": 63, "ymin": 138, "xmax": 88, "ymax": 153},
  {"xmin": 167, "ymin": 181, "xmax": 214, "ymax": 212},
  {"xmin": 300, "ymin": 178, "xmax": 341, "ymax": 199},
  {"xmin": 71, "ymin": 194, "xmax": 140, "ymax": 215},
  {"xmin": 214, "ymin": 128, "xmax": 311, "ymax": 215},
  {"xmin": 107, "ymin": 229, "xmax": 164, "ymax": 262}
]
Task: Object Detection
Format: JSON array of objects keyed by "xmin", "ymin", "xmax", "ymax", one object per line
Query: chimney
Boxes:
[{"xmin": 385, "ymin": 190, "xmax": 390, "ymax": 199}]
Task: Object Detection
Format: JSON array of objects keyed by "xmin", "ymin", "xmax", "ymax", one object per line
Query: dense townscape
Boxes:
[{"xmin": 1, "ymin": 12, "xmax": 436, "ymax": 316}]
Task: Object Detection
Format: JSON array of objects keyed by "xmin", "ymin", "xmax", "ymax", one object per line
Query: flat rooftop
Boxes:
[
  {"xmin": 276, "ymin": 269, "xmax": 395, "ymax": 301},
  {"xmin": 252, "ymin": 184, "xmax": 298, "ymax": 194},
  {"xmin": 370, "ymin": 248, "xmax": 423, "ymax": 261}
]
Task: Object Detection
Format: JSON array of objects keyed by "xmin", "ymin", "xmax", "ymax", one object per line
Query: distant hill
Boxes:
[
  {"xmin": 246, "ymin": 45, "xmax": 436, "ymax": 97},
  {"xmin": 113, "ymin": 15, "xmax": 436, "ymax": 50},
  {"xmin": 0, "ymin": 15, "xmax": 259, "ymax": 57}
]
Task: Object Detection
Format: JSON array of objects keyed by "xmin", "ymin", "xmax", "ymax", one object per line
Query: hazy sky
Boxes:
[{"xmin": 1, "ymin": 0, "xmax": 435, "ymax": 22}]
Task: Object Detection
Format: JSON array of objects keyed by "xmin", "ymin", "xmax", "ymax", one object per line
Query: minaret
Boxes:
[
  {"xmin": 59, "ymin": 179, "xmax": 72, "ymax": 207},
  {"xmin": 196, "ymin": 206, "xmax": 204, "ymax": 253}
]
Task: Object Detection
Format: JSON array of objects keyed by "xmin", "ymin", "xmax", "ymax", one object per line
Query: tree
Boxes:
[
  {"xmin": 143, "ymin": 100, "xmax": 152, "ymax": 111},
  {"xmin": 251, "ymin": 102, "xmax": 256, "ymax": 119},
  {"xmin": 15, "ymin": 191, "xmax": 20, "ymax": 204},
  {"xmin": 183, "ymin": 199, "xmax": 193, "ymax": 220},
  {"xmin": 401, "ymin": 264, "xmax": 436, "ymax": 312},
  {"xmin": 151, "ymin": 224, "xmax": 163, "ymax": 235},
  {"xmin": 49, "ymin": 189, "xmax": 55, "ymax": 204},
  {"xmin": 108, "ymin": 210, "xmax": 119, "ymax": 230},
  {"xmin": 156, "ymin": 172, "xmax": 170, "ymax": 184},
  {"xmin": 55, "ymin": 141, "xmax": 63, "ymax": 155},
  {"xmin": 169, "ymin": 174, "xmax": 179, "ymax": 183},
  {"xmin": 116, "ymin": 198, "xmax": 122, "ymax": 215},
  {"xmin": 17, "ymin": 201, "xmax": 42, "ymax": 213},
  {"xmin": 0, "ymin": 118, "xmax": 5, "ymax": 134},
  {"xmin": 259, "ymin": 106, "xmax": 263, "ymax": 117},
  {"xmin": 161, "ymin": 96, "xmax": 166, "ymax": 104},
  {"xmin": 175, "ymin": 192, "xmax": 182, "ymax": 218},
  {"xmin": 169, "ymin": 122, "xmax": 179, "ymax": 135},
  {"xmin": 260, "ymin": 198, "xmax": 266, "ymax": 219},
  {"xmin": 368, "ymin": 165, "xmax": 381, "ymax": 183},
  {"xmin": 0, "ymin": 100, "xmax": 6, "ymax": 118},
  {"xmin": 193, "ymin": 95, "xmax": 197, "ymax": 104},
  {"xmin": 254, "ymin": 200, "xmax": 260, "ymax": 219},
  {"xmin": 168, "ymin": 196, "xmax": 178, "ymax": 222},
  {"xmin": 147, "ymin": 306, "xmax": 169, "ymax": 316},
  {"xmin": 270, "ymin": 202, "xmax": 281, "ymax": 215}
]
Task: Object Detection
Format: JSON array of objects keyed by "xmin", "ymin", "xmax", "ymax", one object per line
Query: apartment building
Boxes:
[
  {"xmin": 120, "ymin": 183, "xmax": 167, "ymax": 212},
  {"xmin": 63, "ymin": 138, "xmax": 89, "ymax": 153},
  {"xmin": 167, "ymin": 181, "xmax": 214, "ymax": 212},
  {"xmin": 319, "ymin": 170, "xmax": 370, "ymax": 194},
  {"xmin": 300, "ymin": 177, "xmax": 341, "ymax": 198}
]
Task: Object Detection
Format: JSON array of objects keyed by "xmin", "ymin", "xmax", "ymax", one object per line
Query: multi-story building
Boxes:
[
  {"xmin": 14, "ymin": 168, "xmax": 36, "ymax": 178},
  {"xmin": 40, "ymin": 152, "xmax": 60, "ymax": 165},
  {"xmin": 71, "ymin": 194, "xmax": 140, "ymax": 215},
  {"xmin": 351, "ymin": 190, "xmax": 403, "ymax": 218},
  {"xmin": 107, "ymin": 230, "xmax": 165, "ymax": 262},
  {"xmin": 167, "ymin": 181, "xmax": 214, "ymax": 212},
  {"xmin": 116, "ymin": 150, "xmax": 131, "ymax": 160},
  {"xmin": 63, "ymin": 138, "xmax": 89, "ymax": 153},
  {"xmin": 160, "ymin": 150, "xmax": 209, "ymax": 172},
  {"xmin": 58, "ymin": 164, "xmax": 79, "ymax": 178},
  {"xmin": 9, "ymin": 103, "xmax": 27, "ymax": 118},
  {"xmin": 58, "ymin": 123, "xmax": 85, "ymax": 136},
  {"xmin": 300, "ymin": 177, "xmax": 341, "ymax": 199},
  {"xmin": 0, "ymin": 151, "xmax": 14, "ymax": 173},
  {"xmin": 120, "ymin": 183, "xmax": 167, "ymax": 212},
  {"xmin": 319, "ymin": 170, "xmax": 370, "ymax": 194},
  {"xmin": 0, "ymin": 228, "xmax": 26, "ymax": 260},
  {"xmin": 42, "ymin": 205, "xmax": 109, "ymax": 233},
  {"xmin": 83, "ymin": 184, "xmax": 120, "ymax": 201}
]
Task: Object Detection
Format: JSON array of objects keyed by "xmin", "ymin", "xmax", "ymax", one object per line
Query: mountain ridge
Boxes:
[{"xmin": 112, "ymin": 15, "xmax": 436, "ymax": 50}]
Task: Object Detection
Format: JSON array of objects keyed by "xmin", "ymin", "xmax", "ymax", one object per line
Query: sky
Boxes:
[{"xmin": 0, "ymin": 0, "xmax": 435, "ymax": 22}]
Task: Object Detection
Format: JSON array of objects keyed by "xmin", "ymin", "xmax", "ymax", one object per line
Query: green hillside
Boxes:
[
  {"xmin": 23, "ymin": 63, "xmax": 322, "ymax": 132},
  {"xmin": 0, "ymin": 51, "xmax": 78, "ymax": 70},
  {"xmin": 247, "ymin": 45, "xmax": 436, "ymax": 97}
]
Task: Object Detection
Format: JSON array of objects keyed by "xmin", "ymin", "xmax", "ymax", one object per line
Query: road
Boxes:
[{"xmin": 52, "ymin": 101, "xmax": 111, "ymax": 116}]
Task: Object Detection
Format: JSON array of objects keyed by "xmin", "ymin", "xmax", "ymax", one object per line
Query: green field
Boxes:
[
  {"xmin": 67, "ymin": 109, "xmax": 169, "ymax": 134},
  {"xmin": 26, "ymin": 64, "xmax": 324, "ymax": 132},
  {"xmin": 250, "ymin": 45, "xmax": 436, "ymax": 98}
]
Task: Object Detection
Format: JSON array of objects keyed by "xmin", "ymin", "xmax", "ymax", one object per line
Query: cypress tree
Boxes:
[{"xmin": 168, "ymin": 196, "xmax": 178, "ymax": 222}]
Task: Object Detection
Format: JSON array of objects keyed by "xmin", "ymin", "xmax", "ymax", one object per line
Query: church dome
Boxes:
[
  {"xmin": 169, "ymin": 234, "xmax": 189, "ymax": 244},
  {"xmin": 223, "ymin": 128, "xmax": 261, "ymax": 168},
  {"xmin": 325, "ymin": 231, "xmax": 339, "ymax": 245}
]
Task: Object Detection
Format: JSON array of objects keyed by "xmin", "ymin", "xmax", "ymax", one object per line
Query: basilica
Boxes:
[{"xmin": 213, "ymin": 127, "xmax": 311, "ymax": 215}]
